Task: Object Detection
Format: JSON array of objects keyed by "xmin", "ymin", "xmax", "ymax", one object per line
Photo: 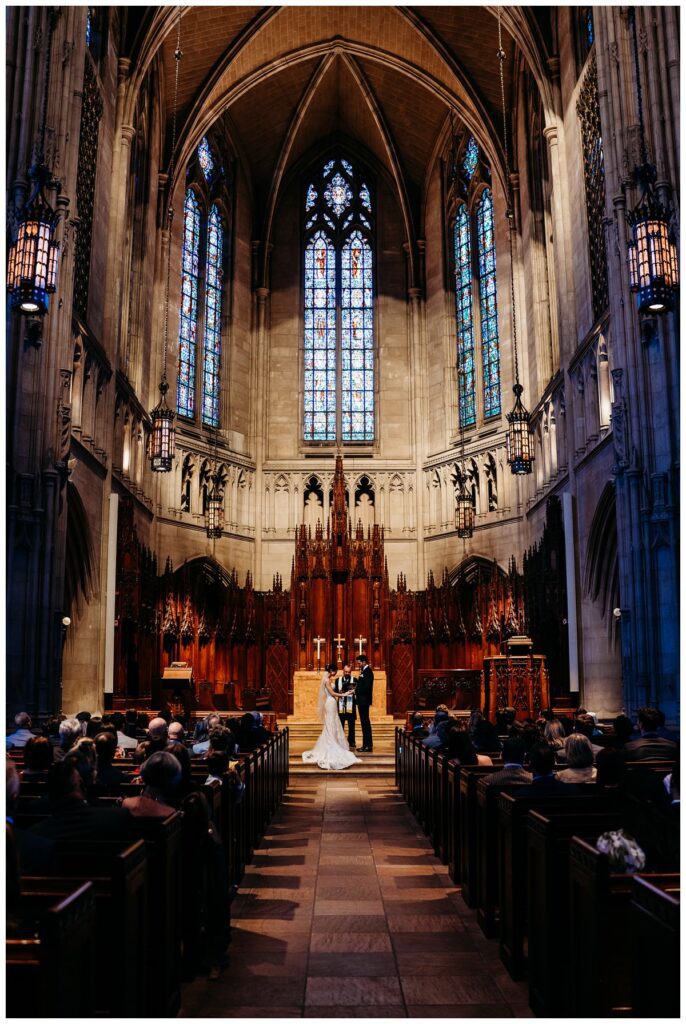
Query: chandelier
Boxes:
[
  {"xmin": 149, "ymin": 17, "xmax": 182, "ymax": 472},
  {"xmin": 625, "ymin": 7, "xmax": 678, "ymax": 315},
  {"xmin": 7, "ymin": 10, "xmax": 60, "ymax": 327},
  {"xmin": 496, "ymin": 12, "xmax": 534, "ymax": 475}
]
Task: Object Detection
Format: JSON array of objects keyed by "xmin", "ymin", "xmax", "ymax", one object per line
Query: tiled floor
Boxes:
[{"xmin": 180, "ymin": 778, "xmax": 531, "ymax": 1018}]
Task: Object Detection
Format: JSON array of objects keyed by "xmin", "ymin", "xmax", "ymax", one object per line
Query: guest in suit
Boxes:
[
  {"xmin": 410, "ymin": 712, "xmax": 429, "ymax": 740},
  {"xmin": 482, "ymin": 738, "xmax": 532, "ymax": 786},
  {"xmin": 625, "ymin": 707, "xmax": 678, "ymax": 761},
  {"xmin": 524, "ymin": 743, "xmax": 568, "ymax": 791},
  {"xmin": 335, "ymin": 663, "xmax": 357, "ymax": 748},
  {"xmin": 5, "ymin": 712, "xmax": 37, "ymax": 750},
  {"xmin": 424, "ymin": 709, "xmax": 453, "ymax": 751},
  {"xmin": 355, "ymin": 655, "xmax": 374, "ymax": 751}
]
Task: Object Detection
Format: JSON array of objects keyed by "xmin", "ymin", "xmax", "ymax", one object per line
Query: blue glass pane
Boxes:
[
  {"xmin": 463, "ymin": 137, "xmax": 479, "ymax": 180},
  {"xmin": 477, "ymin": 188, "xmax": 501, "ymax": 418},
  {"xmin": 177, "ymin": 190, "xmax": 200, "ymax": 417},
  {"xmin": 341, "ymin": 232, "xmax": 374, "ymax": 441},
  {"xmin": 306, "ymin": 184, "xmax": 317, "ymax": 211},
  {"xmin": 197, "ymin": 137, "xmax": 214, "ymax": 182},
  {"xmin": 324, "ymin": 173, "xmax": 353, "ymax": 218},
  {"xmin": 303, "ymin": 232, "xmax": 337, "ymax": 440},
  {"xmin": 359, "ymin": 183, "xmax": 372, "ymax": 211},
  {"xmin": 454, "ymin": 205, "xmax": 476, "ymax": 428},
  {"xmin": 202, "ymin": 204, "xmax": 223, "ymax": 427}
]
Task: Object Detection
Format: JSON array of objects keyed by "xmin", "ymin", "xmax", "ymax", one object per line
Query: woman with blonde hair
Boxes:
[{"xmin": 557, "ymin": 733, "xmax": 596, "ymax": 783}]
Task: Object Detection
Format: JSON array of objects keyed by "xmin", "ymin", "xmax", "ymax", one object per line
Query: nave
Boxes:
[{"xmin": 181, "ymin": 778, "xmax": 528, "ymax": 1018}]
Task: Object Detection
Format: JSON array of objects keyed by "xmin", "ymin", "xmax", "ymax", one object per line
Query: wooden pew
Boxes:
[
  {"xmin": 568, "ymin": 836, "xmax": 678, "ymax": 1016},
  {"xmin": 7, "ymin": 882, "xmax": 96, "ymax": 1018},
  {"xmin": 630, "ymin": 875, "xmax": 680, "ymax": 1018},
  {"xmin": 497, "ymin": 790, "xmax": 619, "ymax": 979},
  {"xmin": 22, "ymin": 839, "xmax": 148, "ymax": 1017},
  {"xmin": 455, "ymin": 764, "xmax": 500, "ymax": 900},
  {"xmin": 525, "ymin": 806, "xmax": 624, "ymax": 1015}
]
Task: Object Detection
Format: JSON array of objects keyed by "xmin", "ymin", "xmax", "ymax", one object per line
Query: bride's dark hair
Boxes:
[{"xmin": 325, "ymin": 663, "xmax": 338, "ymax": 674}]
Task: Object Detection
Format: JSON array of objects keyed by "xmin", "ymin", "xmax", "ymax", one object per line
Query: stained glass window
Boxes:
[
  {"xmin": 202, "ymin": 204, "xmax": 223, "ymax": 426},
  {"xmin": 197, "ymin": 137, "xmax": 214, "ymax": 182},
  {"xmin": 303, "ymin": 158, "xmax": 375, "ymax": 442},
  {"xmin": 177, "ymin": 189, "xmax": 200, "ymax": 418},
  {"xmin": 463, "ymin": 137, "xmax": 479, "ymax": 180},
  {"xmin": 86, "ymin": 7, "xmax": 93, "ymax": 45},
  {"xmin": 454, "ymin": 205, "xmax": 476, "ymax": 428},
  {"xmin": 341, "ymin": 232, "xmax": 374, "ymax": 441},
  {"xmin": 476, "ymin": 188, "xmax": 501, "ymax": 418},
  {"xmin": 585, "ymin": 8, "xmax": 594, "ymax": 47},
  {"xmin": 304, "ymin": 232, "xmax": 337, "ymax": 441}
]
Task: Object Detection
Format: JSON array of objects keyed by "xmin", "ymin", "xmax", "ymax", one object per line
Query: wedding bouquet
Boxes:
[{"xmin": 596, "ymin": 828, "xmax": 646, "ymax": 873}]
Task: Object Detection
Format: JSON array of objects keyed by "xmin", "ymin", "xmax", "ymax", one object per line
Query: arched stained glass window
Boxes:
[
  {"xmin": 476, "ymin": 188, "xmax": 501, "ymax": 418},
  {"xmin": 177, "ymin": 189, "xmax": 200, "ymax": 419},
  {"xmin": 304, "ymin": 232, "xmax": 337, "ymax": 441},
  {"xmin": 202, "ymin": 204, "xmax": 223, "ymax": 426},
  {"xmin": 453, "ymin": 205, "xmax": 476, "ymax": 428},
  {"xmin": 341, "ymin": 231, "xmax": 374, "ymax": 441},
  {"xmin": 303, "ymin": 158, "xmax": 375, "ymax": 443}
]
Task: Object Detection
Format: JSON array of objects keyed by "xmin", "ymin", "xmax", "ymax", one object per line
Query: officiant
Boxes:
[{"xmin": 334, "ymin": 663, "xmax": 357, "ymax": 749}]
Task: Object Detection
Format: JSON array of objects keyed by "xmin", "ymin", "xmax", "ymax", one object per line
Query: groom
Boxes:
[{"xmin": 355, "ymin": 655, "xmax": 374, "ymax": 752}]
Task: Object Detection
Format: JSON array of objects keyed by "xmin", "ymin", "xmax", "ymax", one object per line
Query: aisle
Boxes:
[{"xmin": 181, "ymin": 779, "xmax": 530, "ymax": 1018}]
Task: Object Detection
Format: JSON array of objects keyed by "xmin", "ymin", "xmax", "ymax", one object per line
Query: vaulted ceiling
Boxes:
[{"xmin": 123, "ymin": 6, "xmax": 552, "ymax": 235}]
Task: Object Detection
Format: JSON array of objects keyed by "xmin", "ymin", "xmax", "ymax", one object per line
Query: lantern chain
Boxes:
[
  {"xmin": 161, "ymin": 15, "xmax": 183, "ymax": 388},
  {"xmin": 497, "ymin": 8, "xmax": 520, "ymax": 389}
]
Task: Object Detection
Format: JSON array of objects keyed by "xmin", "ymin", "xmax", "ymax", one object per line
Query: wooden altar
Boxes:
[
  {"xmin": 483, "ymin": 655, "xmax": 550, "ymax": 721},
  {"xmin": 289, "ymin": 671, "xmax": 392, "ymax": 722}
]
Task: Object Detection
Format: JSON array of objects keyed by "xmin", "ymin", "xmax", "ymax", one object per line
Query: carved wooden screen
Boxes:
[
  {"xmin": 265, "ymin": 642, "xmax": 291, "ymax": 715},
  {"xmin": 391, "ymin": 643, "xmax": 414, "ymax": 714},
  {"xmin": 74, "ymin": 56, "xmax": 103, "ymax": 318},
  {"xmin": 577, "ymin": 54, "xmax": 609, "ymax": 322}
]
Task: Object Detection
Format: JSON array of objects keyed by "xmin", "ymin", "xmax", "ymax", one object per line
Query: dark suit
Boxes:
[
  {"xmin": 355, "ymin": 665, "xmax": 374, "ymax": 749},
  {"xmin": 482, "ymin": 765, "xmax": 532, "ymax": 787},
  {"xmin": 30, "ymin": 799, "xmax": 134, "ymax": 841},
  {"xmin": 624, "ymin": 733, "xmax": 678, "ymax": 761},
  {"xmin": 335, "ymin": 674, "xmax": 357, "ymax": 747}
]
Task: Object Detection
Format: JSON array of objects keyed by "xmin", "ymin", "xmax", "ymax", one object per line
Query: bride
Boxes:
[{"xmin": 302, "ymin": 664, "xmax": 362, "ymax": 770}]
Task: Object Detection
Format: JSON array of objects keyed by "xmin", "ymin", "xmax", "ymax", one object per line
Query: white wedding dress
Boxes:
[{"xmin": 302, "ymin": 674, "xmax": 362, "ymax": 770}]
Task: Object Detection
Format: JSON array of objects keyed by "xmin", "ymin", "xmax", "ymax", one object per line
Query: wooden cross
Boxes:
[
  {"xmin": 334, "ymin": 633, "xmax": 345, "ymax": 663},
  {"xmin": 313, "ymin": 636, "xmax": 325, "ymax": 667},
  {"xmin": 355, "ymin": 635, "xmax": 367, "ymax": 656}
]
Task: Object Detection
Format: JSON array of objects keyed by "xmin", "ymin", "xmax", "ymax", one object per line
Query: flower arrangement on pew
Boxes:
[{"xmin": 596, "ymin": 828, "xmax": 646, "ymax": 873}]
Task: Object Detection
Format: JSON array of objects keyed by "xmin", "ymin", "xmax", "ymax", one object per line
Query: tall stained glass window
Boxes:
[
  {"xmin": 202, "ymin": 204, "xmax": 223, "ymax": 426},
  {"xmin": 303, "ymin": 158, "xmax": 375, "ymax": 443},
  {"xmin": 177, "ymin": 189, "xmax": 200, "ymax": 418},
  {"xmin": 476, "ymin": 188, "xmax": 501, "ymax": 418},
  {"xmin": 453, "ymin": 205, "xmax": 476, "ymax": 428}
]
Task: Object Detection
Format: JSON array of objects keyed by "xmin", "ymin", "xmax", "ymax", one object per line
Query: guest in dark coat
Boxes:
[
  {"xmin": 482, "ymin": 738, "xmax": 532, "ymax": 786},
  {"xmin": 93, "ymin": 732, "xmax": 125, "ymax": 792},
  {"xmin": 410, "ymin": 712, "xmax": 429, "ymax": 740},
  {"xmin": 625, "ymin": 707, "xmax": 678, "ymax": 761},
  {"xmin": 30, "ymin": 761, "xmax": 132, "ymax": 841},
  {"xmin": 520, "ymin": 743, "xmax": 569, "ymax": 792}
]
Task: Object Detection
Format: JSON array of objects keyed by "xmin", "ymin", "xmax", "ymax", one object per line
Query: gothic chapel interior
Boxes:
[
  {"xmin": 7, "ymin": 5, "xmax": 679, "ymax": 725},
  {"xmin": 5, "ymin": 5, "xmax": 681, "ymax": 1019}
]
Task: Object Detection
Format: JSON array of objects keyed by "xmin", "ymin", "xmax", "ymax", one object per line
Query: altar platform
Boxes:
[{"xmin": 288, "ymin": 670, "xmax": 394, "ymax": 723}]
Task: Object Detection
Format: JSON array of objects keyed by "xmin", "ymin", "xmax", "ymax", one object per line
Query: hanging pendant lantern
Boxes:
[
  {"xmin": 455, "ymin": 486, "xmax": 475, "ymax": 538},
  {"xmin": 7, "ymin": 165, "xmax": 60, "ymax": 314},
  {"xmin": 626, "ymin": 165, "xmax": 678, "ymax": 314},
  {"xmin": 625, "ymin": 7, "xmax": 678, "ymax": 315},
  {"xmin": 506, "ymin": 383, "xmax": 534, "ymax": 475},
  {"xmin": 148, "ymin": 379, "xmax": 175, "ymax": 472},
  {"xmin": 206, "ymin": 473, "xmax": 223, "ymax": 538}
]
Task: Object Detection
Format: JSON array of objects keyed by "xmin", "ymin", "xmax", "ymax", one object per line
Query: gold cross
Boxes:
[
  {"xmin": 355, "ymin": 635, "xmax": 367, "ymax": 656},
  {"xmin": 334, "ymin": 633, "xmax": 345, "ymax": 663}
]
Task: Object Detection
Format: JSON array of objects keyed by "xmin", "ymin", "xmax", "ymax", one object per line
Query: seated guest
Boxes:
[
  {"xmin": 556, "ymin": 715, "xmax": 603, "ymax": 761},
  {"xmin": 43, "ymin": 716, "xmax": 64, "ymax": 747},
  {"xmin": 595, "ymin": 747, "xmax": 627, "ymax": 789},
  {"xmin": 423, "ymin": 709, "xmax": 452, "ymax": 750},
  {"xmin": 654, "ymin": 708, "xmax": 679, "ymax": 743},
  {"xmin": 610, "ymin": 714, "xmax": 636, "ymax": 747},
  {"xmin": 6, "ymin": 712, "xmax": 37, "ymax": 750},
  {"xmin": 147, "ymin": 717, "xmax": 169, "ymax": 753},
  {"xmin": 168, "ymin": 721, "xmax": 186, "ymax": 746},
  {"xmin": 165, "ymin": 742, "xmax": 195, "ymax": 800},
  {"xmin": 53, "ymin": 717, "xmax": 83, "ymax": 762},
  {"xmin": 526, "ymin": 743, "xmax": 567, "ymax": 790},
  {"xmin": 446, "ymin": 727, "xmax": 492, "ymax": 765},
  {"xmin": 236, "ymin": 712, "xmax": 269, "ymax": 752},
  {"xmin": 86, "ymin": 715, "xmax": 105, "ymax": 739},
  {"xmin": 93, "ymin": 732, "xmax": 125, "ymax": 791},
  {"xmin": 30, "ymin": 761, "xmax": 132, "ymax": 839},
  {"xmin": 121, "ymin": 751, "xmax": 181, "ymax": 818},
  {"xmin": 205, "ymin": 750, "xmax": 230, "ymax": 785},
  {"xmin": 111, "ymin": 711, "xmax": 137, "ymax": 750},
  {"xmin": 472, "ymin": 716, "xmax": 501, "ymax": 754},
  {"xmin": 7, "ymin": 759, "xmax": 55, "ymax": 874},
  {"xmin": 557, "ymin": 734, "xmax": 597, "ymax": 783},
  {"xmin": 21, "ymin": 736, "xmax": 54, "ymax": 777},
  {"xmin": 625, "ymin": 707, "xmax": 678, "ymax": 761},
  {"xmin": 410, "ymin": 712, "xmax": 429, "ymax": 739},
  {"xmin": 123, "ymin": 708, "xmax": 139, "ymax": 739},
  {"xmin": 495, "ymin": 706, "xmax": 517, "ymax": 737},
  {"xmin": 68, "ymin": 737, "xmax": 98, "ymax": 793},
  {"xmin": 75, "ymin": 711, "xmax": 91, "ymax": 736},
  {"xmin": 192, "ymin": 714, "xmax": 222, "ymax": 755},
  {"xmin": 543, "ymin": 718, "xmax": 566, "ymax": 751},
  {"xmin": 136, "ymin": 711, "xmax": 151, "ymax": 733},
  {"xmin": 208, "ymin": 726, "xmax": 239, "ymax": 758},
  {"xmin": 482, "ymin": 738, "xmax": 531, "ymax": 786},
  {"xmin": 133, "ymin": 739, "xmax": 152, "ymax": 765}
]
